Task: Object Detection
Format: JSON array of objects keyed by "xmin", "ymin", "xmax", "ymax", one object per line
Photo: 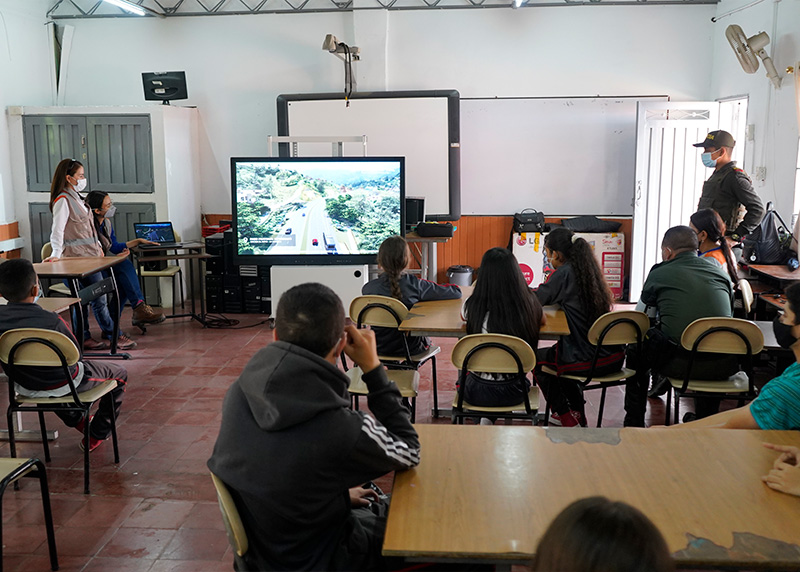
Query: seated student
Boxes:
[
  {"xmin": 762, "ymin": 443, "xmax": 800, "ymax": 498},
  {"xmin": 674, "ymin": 281, "xmax": 800, "ymax": 431},
  {"xmin": 689, "ymin": 208, "xmax": 738, "ymax": 285},
  {"xmin": 534, "ymin": 228, "xmax": 622, "ymax": 427},
  {"xmin": 86, "ymin": 191, "xmax": 165, "ymax": 330},
  {"xmin": 208, "ymin": 282, "xmax": 420, "ymax": 572},
  {"xmin": 628, "ymin": 226, "xmax": 738, "ymax": 426},
  {"xmin": 362, "ymin": 235, "xmax": 461, "ymax": 356},
  {"xmin": 0, "ymin": 259, "xmax": 126, "ymax": 453},
  {"xmin": 461, "ymin": 247, "xmax": 544, "ymax": 408},
  {"xmin": 532, "ymin": 496, "xmax": 674, "ymax": 572}
]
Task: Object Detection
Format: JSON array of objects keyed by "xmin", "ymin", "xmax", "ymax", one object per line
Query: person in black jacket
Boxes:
[
  {"xmin": 0, "ymin": 259, "xmax": 126, "ymax": 453},
  {"xmin": 208, "ymin": 282, "xmax": 420, "ymax": 571}
]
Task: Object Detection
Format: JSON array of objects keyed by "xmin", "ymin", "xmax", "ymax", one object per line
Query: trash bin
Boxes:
[{"xmin": 446, "ymin": 265, "xmax": 473, "ymax": 286}]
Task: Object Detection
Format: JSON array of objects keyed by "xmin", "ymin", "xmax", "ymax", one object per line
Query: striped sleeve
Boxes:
[{"xmin": 360, "ymin": 414, "xmax": 420, "ymax": 468}]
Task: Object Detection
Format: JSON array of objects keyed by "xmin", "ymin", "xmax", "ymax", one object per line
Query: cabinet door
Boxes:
[
  {"xmin": 86, "ymin": 116, "xmax": 154, "ymax": 193},
  {"xmin": 23, "ymin": 116, "xmax": 87, "ymax": 193}
]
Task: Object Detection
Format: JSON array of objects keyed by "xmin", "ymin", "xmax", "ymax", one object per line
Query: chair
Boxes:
[
  {"xmin": 733, "ymin": 278, "xmax": 754, "ymax": 319},
  {"xmin": 451, "ymin": 333, "xmax": 538, "ymax": 425},
  {"xmin": 210, "ymin": 472, "xmax": 251, "ymax": 572},
  {"xmin": 664, "ymin": 317, "xmax": 764, "ymax": 426},
  {"xmin": 0, "ymin": 457, "xmax": 58, "ymax": 572},
  {"xmin": 137, "ymin": 232, "xmax": 185, "ymax": 317},
  {"xmin": 39, "ymin": 243, "xmax": 72, "ymax": 297},
  {"xmin": 345, "ymin": 295, "xmax": 441, "ymax": 422},
  {"xmin": 541, "ymin": 311, "xmax": 650, "ymax": 427},
  {"xmin": 0, "ymin": 328, "xmax": 121, "ymax": 494}
]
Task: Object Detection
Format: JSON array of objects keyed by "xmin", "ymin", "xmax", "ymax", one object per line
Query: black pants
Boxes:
[{"xmin": 57, "ymin": 360, "xmax": 126, "ymax": 440}]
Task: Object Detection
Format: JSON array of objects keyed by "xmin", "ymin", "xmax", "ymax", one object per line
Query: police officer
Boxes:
[{"xmin": 694, "ymin": 130, "xmax": 764, "ymax": 244}]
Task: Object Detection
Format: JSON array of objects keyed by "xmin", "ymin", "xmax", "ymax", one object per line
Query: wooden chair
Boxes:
[
  {"xmin": 541, "ymin": 311, "xmax": 650, "ymax": 427},
  {"xmin": 40, "ymin": 243, "xmax": 72, "ymax": 297},
  {"xmin": 451, "ymin": 333, "xmax": 538, "ymax": 425},
  {"xmin": 0, "ymin": 457, "xmax": 58, "ymax": 572},
  {"xmin": 664, "ymin": 317, "xmax": 764, "ymax": 425},
  {"xmin": 0, "ymin": 328, "xmax": 121, "ymax": 494},
  {"xmin": 345, "ymin": 295, "xmax": 440, "ymax": 422},
  {"xmin": 210, "ymin": 472, "xmax": 251, "ymax": 571}
]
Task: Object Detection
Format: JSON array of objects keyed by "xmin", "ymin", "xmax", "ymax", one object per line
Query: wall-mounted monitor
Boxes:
[
  {"xmin": 142, "ymin": 71, "xmax": 188, "ymax": 105},
  {"xmin": 231, "ymin": 156, "xmax": 405, "ymax": 266}
]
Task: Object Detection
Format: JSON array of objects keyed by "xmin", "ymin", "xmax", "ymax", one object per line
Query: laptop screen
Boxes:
[{"xmin": 134, "ymin": 222, "xmax": 176, "ymax": 243}]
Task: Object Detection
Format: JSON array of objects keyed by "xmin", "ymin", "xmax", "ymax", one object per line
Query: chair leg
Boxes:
[
  {"xmin": 82, "ymin": 409, "xmax": 91, "ymax": 494},
  {"xmin": 6, "ymin": 409, "xmax": 17, "ymax": 460},
  {"xmin": 410, "ymin": 397, "xmax": 416, "ymax": 423},
  {"xmin": 430, "ymin": 356, "xmax": 439, "ymax": 419},
  {"xmin": 37, "ymin": 409, "xmax": 51, "ymax": 463},
  {"xmin": 543, "ymin": 401, "xmax": 550, "ymax": 427},
  {"xmin": 33, "ymin": 460, "xmax": 59, "ymax": 571},
  {"xmin": 105, "ymin": 395, "xmax": 120, "ymax": 464},
  {"xmin": 674, "ymin": 393, "xmax": 681, "ymax": 426},
  {"xmin": 178, "ymin": 268, "xmax": 185, "ymax": 310},
  {"xmin": 596, "ymin": 388, "xmax": 607, "ymax": 428}
]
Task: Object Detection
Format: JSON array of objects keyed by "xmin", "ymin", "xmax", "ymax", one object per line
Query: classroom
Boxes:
[{"xmin": 0, "ymin": 0, "xmax": 799, "ymax": 570}]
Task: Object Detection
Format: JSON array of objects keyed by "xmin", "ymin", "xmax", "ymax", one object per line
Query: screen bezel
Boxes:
[{"xmin": 231, "ymin": 156, "xmax": 405, "ymax": 266}]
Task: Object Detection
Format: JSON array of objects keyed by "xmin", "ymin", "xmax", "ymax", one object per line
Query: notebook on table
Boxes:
[{"xmin": 133, "ymin": 222, "xmax": 185, "ymax": 249}]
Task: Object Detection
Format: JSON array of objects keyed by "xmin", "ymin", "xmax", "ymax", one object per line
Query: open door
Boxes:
[{"xmin": 630, "ymin": 101, "xmax": 720, "ymax": 301}]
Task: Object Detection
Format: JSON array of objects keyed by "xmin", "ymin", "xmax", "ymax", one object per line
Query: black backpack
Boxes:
[{"xmin": 742, "ymin": 202, "xmax": 792, "ymax": 265}]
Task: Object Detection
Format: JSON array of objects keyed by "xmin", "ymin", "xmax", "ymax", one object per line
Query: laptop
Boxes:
[{"xmin": 134, "ymin": 222, "xmax": 185, "ymax": 249}]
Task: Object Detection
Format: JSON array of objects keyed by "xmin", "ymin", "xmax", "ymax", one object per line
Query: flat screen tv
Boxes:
[{"xmin": 231, "ymin": 157, "xmax": 405, "ymax": 266}]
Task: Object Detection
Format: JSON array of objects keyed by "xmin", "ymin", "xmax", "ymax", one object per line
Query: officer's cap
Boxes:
[{"xmin": 693, "ymin": 130, "xmax": 736, "ymax": 149}]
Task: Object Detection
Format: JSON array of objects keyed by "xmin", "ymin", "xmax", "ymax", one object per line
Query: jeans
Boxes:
[
  {"xmin": 110, "ymin": 259, "xmax": 144, "ymax": 312},
  {"xmin": 71, "ymin": 272, "xmax": 116, "ymax": 340}
]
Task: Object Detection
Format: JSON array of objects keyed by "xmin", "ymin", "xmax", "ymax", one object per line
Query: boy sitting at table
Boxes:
[{"xmin": 0, "ymin": 258, "xmax": 127, "ymax": 453}]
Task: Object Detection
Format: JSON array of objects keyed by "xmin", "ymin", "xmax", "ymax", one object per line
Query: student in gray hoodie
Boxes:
[{"xmin": 208, "ymin": 282, "xmax": 420, "ymax": 571}]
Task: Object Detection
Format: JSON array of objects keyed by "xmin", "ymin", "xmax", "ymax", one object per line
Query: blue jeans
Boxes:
[
  {"xmin": 110, "ymin": 259, "xmax": 144, "ymax": 313},
  {"xmin": 70, "ymin": 272, "xmax": 116, "ymax": 341}
]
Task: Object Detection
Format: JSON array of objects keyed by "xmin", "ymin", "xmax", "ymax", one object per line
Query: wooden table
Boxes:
[
  {"xmin": 34, "ymin": 255, "xmax": 129, "ymax": 358},
  {"xmin": 384, "ymin": 425, "xmax": 800, "ymax": 569},
  {"xmin": 405, "ymin": 231, "xmax": 451, "ymax": 282},
  {"xmin": 746, "ymin": 264, "xmax": 800, "ymax": 289}
]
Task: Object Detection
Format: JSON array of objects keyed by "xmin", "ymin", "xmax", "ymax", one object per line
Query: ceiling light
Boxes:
[
  {"xmin": 102, "ymin": 0, "xmax": 147, "ymax": 16},
  {"xmin": 512, "ymin": 0, "xmax": 527, "ymax": 8}
]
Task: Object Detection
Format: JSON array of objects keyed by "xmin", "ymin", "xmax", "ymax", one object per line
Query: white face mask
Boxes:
[{"xmin": 73, "ymin": 178, "xmax": 87, "ymax": 193}]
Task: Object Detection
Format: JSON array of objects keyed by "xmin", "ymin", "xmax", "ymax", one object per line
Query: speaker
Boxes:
[{"xmin": 405, "ymin": 196, "xmax": 425, "ymax": 232}]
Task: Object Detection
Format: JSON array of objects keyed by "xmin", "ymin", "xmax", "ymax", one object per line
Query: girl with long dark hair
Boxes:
[
  {"xmin": 461, "ymin": 247, "xmax": 544, "ymax": 407},
  {"xmin": 535, "ymin": 227, "xmax": 622, "ymax": 426},
  {"xmin": 689, "ymin": 208, "xmax": 738, "ymax": 285}
]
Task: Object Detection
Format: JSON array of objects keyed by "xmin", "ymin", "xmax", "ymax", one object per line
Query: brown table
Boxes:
[
  {"xmin": 746, "ymin": 264, "xmax": 800, "ymax": 288},
  {"xmin": 34, "ymin": 255, "xmax": 129, "ymax": 358},
  {"xmin": 384, "ymin": 425, "xmax": 800, "ymax": 569},
  {"xmin": 405, "ymin": 231, "xmax": 451, "ymax": 282}
]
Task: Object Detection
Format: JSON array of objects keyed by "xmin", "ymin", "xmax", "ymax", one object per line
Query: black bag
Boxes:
[
  {"xmin": 415, "ymin": 222, "xmax": 453, "ymax": 238},
  {"xmin": 561, "ymin": 215, "xmax": 621, "ymax": 233},
  {"xmin": 513, "ymin": 209, "xmax": 546, "ymax": 233},
  {"xmin": 742, "ymin": 202, "xmax": 793, "ymax": 265}
]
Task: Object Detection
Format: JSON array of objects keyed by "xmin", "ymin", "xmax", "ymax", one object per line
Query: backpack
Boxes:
[{"xmin": 742, "ymin": 202, "xmax": 792, "ymax": 265}]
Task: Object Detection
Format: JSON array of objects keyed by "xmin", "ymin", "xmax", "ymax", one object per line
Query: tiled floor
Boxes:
[{"xmin": 0, "ymin": 307, "xmax": 771, "ymax": 571}]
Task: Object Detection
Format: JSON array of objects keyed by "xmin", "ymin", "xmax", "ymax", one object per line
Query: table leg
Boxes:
[{"xmin": 428, "ymin": 242, "xmax": 438, "ymax": 282}]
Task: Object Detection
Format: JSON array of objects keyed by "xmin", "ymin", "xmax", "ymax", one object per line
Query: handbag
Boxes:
[
  {"xmin": 513, "ymin": 209, "xmax": 546, "ymax": 233},
  {"xmin": 742, "ymin": 202, "xmax": 793, "ymax": 265}
]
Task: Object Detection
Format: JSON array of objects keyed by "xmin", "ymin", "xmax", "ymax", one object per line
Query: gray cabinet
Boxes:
[{"xmin": 23, "ymin": 115, "xmax": 154, "ymax": 194}]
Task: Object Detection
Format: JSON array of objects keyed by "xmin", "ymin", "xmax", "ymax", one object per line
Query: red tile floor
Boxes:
[{"xmin": 0, "ymin": 308, "xmax": 770, "ymax": 571}]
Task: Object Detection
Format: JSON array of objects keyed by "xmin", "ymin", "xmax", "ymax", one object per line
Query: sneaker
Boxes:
[
  {"xmin": 116, "ymin": 333, "xmax": 138, "ymax": 350},
  {"xmin": 73, "ymin": 414, "xmax": 94, "ymax": 435},
  {"xmin": 682, "ymin": 412, "xmax": 697, "ymax": 424},
  {"xmin": 132, "ymin": 303, "xmax": 165, "ymax": 326},
  {"xmin": 79, "ymin": 435, "xmax": 105, "ymax": 453},
  {"xmin": 550, "ymin": 410, "xmax": 582, "ymax": 428},
  {"xmin": 83, "ymin": 337, "xmax": 109, "ymax": 350},
  {"xmin": 647, "ymin": 374, "xmax": 670, "ymax": 398}
]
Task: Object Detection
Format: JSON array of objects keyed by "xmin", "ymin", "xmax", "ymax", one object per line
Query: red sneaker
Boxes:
[
  {"xmin": 73, "ymin": 414, "xmax": 94, "ymax": 435},
  {"xmin": 550, "ymin": 410, "xmax": 582, "ymax": 427},
  {"xmin": 79, "ymin": 436, "xmax": 105, "ymax": 453}
]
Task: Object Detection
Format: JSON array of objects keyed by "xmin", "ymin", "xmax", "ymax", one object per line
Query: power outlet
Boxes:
[{"xmin": 753, "ymin": 166, "xmax": 767, "ymax": 182}]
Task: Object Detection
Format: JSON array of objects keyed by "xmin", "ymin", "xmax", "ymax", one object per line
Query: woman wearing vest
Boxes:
[
  {"xmin": 86, "ymin": 190, "xmax": 165, "ymax": 330},
  {"xmin": 43, "ymin": 159, "xmax": 137, "ymax": 350}
]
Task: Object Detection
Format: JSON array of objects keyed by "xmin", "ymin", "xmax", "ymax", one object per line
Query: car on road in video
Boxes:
[
  {"xmin": 285, "ymin": 228, "xmax": 292, "ymax": 234},
  {"xmin": 312, "ymin": 238, "xmax": 318, "ymax": 246}
]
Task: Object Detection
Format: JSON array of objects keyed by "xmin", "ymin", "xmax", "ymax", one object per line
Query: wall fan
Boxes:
[{"xmin": 726, "ymin": 24, "xmax": 782, "ymax": 89}]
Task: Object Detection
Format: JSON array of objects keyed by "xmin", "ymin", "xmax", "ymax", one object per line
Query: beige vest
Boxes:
[{"xmin": 54, "ymin": 189, "xmax": 103, "ymax": 258}]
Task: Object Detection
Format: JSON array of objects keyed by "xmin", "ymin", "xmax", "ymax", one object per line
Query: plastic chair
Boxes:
[
  {"xmin": 664, "ymin": 317, "xmax": 764, "ymax": 425},
  {"xmin": 734, "ymin": 278, "xmax": 754, "ymax": 318},
  {"xmin": 345, "ymin": 295, "xmax": 440, "ymax": 422},
  {"xmin": 0, "ymin": 328, "xmax": 121, "ymax": 494},
  {"xmin": 451, "ymin": 333, "xmax": 538, "ymax": 425},
  {"xmin": 541, "ymin": 311, "xmax": 650, "ymax": 427},
  {"xmin": 0, "ymin": 457, "xmax": 58, "ymax": 572},
  {"xmin": 210, "ymin": 472, "xmax": 252, "ymax": 571},
  {"xmin": 137, "ymin": 231, "xmax": 185, "ymax": 316},
  {"xmin": 39, "ymin": 243, "xmax": 72, "ymax": 297}
]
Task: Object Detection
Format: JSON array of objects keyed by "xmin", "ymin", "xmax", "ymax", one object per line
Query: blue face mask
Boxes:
[
  {"xmin": 33, "ymin": 282, "xmax": 41, "ymax": 303},
  {"xmin": 701, "ymin": 151, "xmax": 718, "ymax": 168}
]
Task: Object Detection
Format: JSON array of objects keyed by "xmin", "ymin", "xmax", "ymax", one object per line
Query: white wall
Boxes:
[
  {"xmin": 710, "ymin": 0, "xmax": 800, "ymax": 220},
  {"xmin": 53, "ymin": 5, "xmax": 716, "ymax": 214},
  {"xmin": 0, "ymin": 0, "xmax": 53, "ymax": 223}
]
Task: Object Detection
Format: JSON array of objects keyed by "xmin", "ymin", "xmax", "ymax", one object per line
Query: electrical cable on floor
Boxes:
[{"xmin": 200, "ymin": 314, "xmax": 275, "ymax": 329}]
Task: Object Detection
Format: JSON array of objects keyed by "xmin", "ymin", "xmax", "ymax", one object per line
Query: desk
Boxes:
[
  {"xmin": 34, "ymin": 255, "xmax": 129, "ymax": 358},
  {"xmin": 405, "ymin": 232, "xmax": 451, "ymax": 282},
  {"xmin": 746, "ymin": 264, "xmax": 800, "ymax": 289},
  {"xmin": 133, "ymin": 243, "xmax": 211, "ymax": 326},
  {"xmin": 384, "ymin": 425, "xmax": 800, "ymax": 569}
]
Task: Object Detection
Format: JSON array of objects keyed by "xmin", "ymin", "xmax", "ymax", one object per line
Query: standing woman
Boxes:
[
  {"xmin": 43, "ymin": 159, "xmax": 137, "ymax": 350},
  {"xmin": 689, "ymin": 208, "xmax": 739, "ymax": 285},
  {"xmin": 86, "ymin": 191, "xmax": 165, "ymax": 330},
  {"xmin": 534, "ymin": 227, "xmax": 622, "ymax": 427}
]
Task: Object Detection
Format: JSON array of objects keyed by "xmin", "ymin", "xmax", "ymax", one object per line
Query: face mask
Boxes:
[
  {"xmin": 33, "ymin": 283, "xmax": 41, "ymax": 303},
  {"xmin": 73, "ymin": 178, "xmax": 87, "ymax": 193},
  {"xmin": 701, "ymin": 151, "xmax": 718, "ymax": 168},
  {"xmin": 772, "ymin": 315, "xmax": 797, "ymax": 349},
  {"xmin": 105, "ymin": 205, "xmax": 117, "ymax": 218}
]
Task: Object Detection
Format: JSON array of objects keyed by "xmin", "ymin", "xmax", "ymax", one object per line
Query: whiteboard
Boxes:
[
  {"xmin": 461, "ymin": 97, "xmax": 667, "ymax": 216},
  {"xmin": 279, "ymin": 92, "xmax": 459, "ymax": 219}
]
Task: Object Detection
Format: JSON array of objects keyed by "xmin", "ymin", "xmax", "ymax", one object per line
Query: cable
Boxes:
[
  {"xmin": 200, "ymin": 313, "xmax": 276, "ymax": 330},
  {"xmin": 711, "ymin": 0, "xmax": 768, "ymax": 22}
]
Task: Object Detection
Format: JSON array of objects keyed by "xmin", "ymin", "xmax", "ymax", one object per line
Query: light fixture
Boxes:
[
  {"xmin": 512, "ymin": 0, "xmax": 526, "ymax": 7},
  {"xmin": 101, "ymin": 0, "xmax": 164, "ymax": 17}
]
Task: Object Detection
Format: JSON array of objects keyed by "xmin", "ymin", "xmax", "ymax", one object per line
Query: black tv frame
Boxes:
[
  {"xmin": 231, "ymin": 156, "xmax": 405, "ymax": 267},
  {"xmin": 142, "ymin": 71, "xmax": 188, "ymax": 105}
]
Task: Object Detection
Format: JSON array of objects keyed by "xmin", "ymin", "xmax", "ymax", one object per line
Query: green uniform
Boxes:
[{"xmin": 697, "ymin": 161, "xmax": 764, "ymax": 236}]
